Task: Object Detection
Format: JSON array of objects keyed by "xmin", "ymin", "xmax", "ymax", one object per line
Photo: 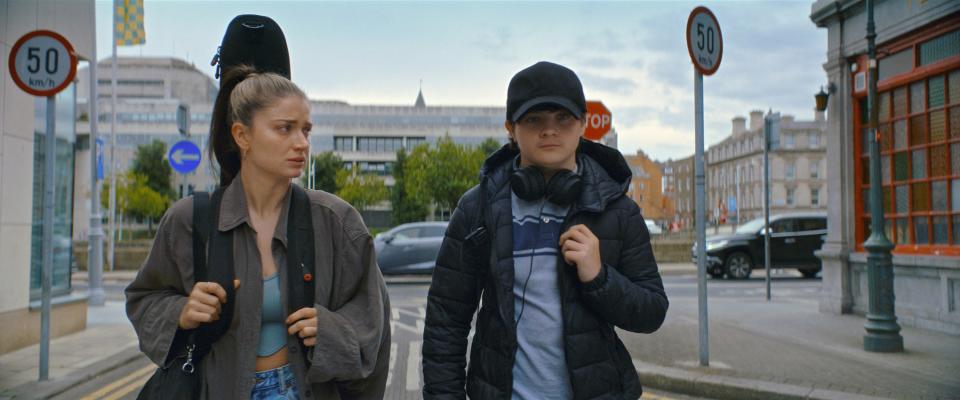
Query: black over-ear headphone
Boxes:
[{"xmin": 510, "ymin": 166, "xmax": 583, "ymax": 206}]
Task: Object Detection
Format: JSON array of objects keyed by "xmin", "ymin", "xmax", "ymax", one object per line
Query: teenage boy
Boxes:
[{"xmin": 422, "ymin": 61, "xmax": 669, "ymax": 400}]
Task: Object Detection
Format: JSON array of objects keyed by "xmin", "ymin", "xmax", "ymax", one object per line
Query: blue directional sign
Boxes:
[
  {"xmin": 168, "ymin": 140, "xmax": 202, "ymax": 174},
  {"xmin": 96, "ymin": 137, "xmax": 105, "ymax": 180}
]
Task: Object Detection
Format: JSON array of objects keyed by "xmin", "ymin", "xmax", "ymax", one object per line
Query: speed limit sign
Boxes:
[
  {"xmin": 686, "ymin": 7, "xmax": 723, "ymax": 76},
  {"xmin": 8, "ymin": 30, "xmax": 78, "ymax": 97}
]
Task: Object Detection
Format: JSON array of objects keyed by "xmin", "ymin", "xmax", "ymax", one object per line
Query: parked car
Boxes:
[
  {"xmin": 374, "ymin": 222, "xmax": 448, "ymax": 275},
  {"xmin": 645, "ymin": 220, "xmax": 663, "ymax": 235},
  {"xmin": 692, "ymin": 213, "xmax": 827, "ymax": 279}
]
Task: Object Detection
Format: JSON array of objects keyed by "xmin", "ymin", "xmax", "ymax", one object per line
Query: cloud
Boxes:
[
  {"xmin": 580, "ymin": 56, "xmax": 616, "ymax": 69},
  {"xmin": 471, "ymin": 27, "xmax": 516, "ymax": 61},
  {"xmin": 579, "ymin": 72, "xmax": 640, "ymax": 96},
  {"xmin": 575, "ymin": 29, "xmax": 627, "ymax": 52}
]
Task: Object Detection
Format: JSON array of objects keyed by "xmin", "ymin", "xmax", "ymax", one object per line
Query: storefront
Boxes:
[{"xmin": 812, "ymin": 0, "xmax": 960, "ymax": 335}]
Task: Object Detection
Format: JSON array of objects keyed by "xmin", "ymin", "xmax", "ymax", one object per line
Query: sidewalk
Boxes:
[
  {"xmin": 4, "ymin": 268, "xmax": 958, "ymax": 399},
  {"xmin": 622, "ymin": 295, "xmax": 960, "ymax": 400},
  {"xmin": 0, "ymin": 301, "xmax": 139, "ymax": 399}
]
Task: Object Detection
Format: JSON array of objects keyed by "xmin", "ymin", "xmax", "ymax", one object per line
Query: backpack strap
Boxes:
[
  {"xmin": 162, "ymin": 191, "xmax": 214, "ymax": 366},
  {"xmin": 192, "ymin": 192, "xmax": 211, "ymax": 281},
  {"xmin": 286, "ymin": 184, "xmax": 315, "ymax": 361},
  {"xmin": 189, "ymin": 188, "xmax": 235, "ymax": 354}
]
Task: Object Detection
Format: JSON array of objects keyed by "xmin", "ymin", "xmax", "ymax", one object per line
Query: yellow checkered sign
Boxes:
[{"xmin": 114, "ymin": 0, "xmax": 145, "ymax": 46}]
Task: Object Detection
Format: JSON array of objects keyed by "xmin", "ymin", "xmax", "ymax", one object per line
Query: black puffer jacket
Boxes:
[{"xmin": 422, "ymin": 140, "xmax": 669, "ymax": 400}]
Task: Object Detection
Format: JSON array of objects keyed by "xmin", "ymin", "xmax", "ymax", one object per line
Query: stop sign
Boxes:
[{"xmin": 584, "ymin": 101, "xmax": 612, "ymax": 141}]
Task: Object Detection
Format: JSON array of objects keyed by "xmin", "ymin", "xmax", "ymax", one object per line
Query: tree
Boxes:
[
  {"xmin": 405, "ymin": 136, "xmax": 485, "ymax": 216},
  {"xmin": 132, "ymin": 140, "xmax": 175, "ymax": 199},
  {"xmin": 101, "ymin": 171, "xmax": 170, "ymax": 235},
  {"xmin": 390, "ymin": 148, "xmax": 429, "ymax": 224},
  {"xmin": 335, "ymin": 170, "xmax": 388, "ymax": 212},
  {"xmin": 302, "ymin": 151, "xmax": 343, "ymax": 193},
  {"xmin": 126, "ymin": 173, "xmax": 169, "ymax": 235},
  {"xmin": 479, "ymin": 137, "xmax": 503, "ymax": 158}
]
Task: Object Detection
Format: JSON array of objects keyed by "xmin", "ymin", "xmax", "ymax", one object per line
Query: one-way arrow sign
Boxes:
[{"xmin": 168, "ymin": 140, "xmax": 202, "ymax": 174}]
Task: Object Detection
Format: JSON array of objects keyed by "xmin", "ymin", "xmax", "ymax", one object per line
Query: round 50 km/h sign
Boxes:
[
  {"xmin": 8, "ymin": 30, "xmax": 78, "ymax": 97},
  {"xmin": 686, "ymin": 6, "xmax": 723, "ymax": 76}
]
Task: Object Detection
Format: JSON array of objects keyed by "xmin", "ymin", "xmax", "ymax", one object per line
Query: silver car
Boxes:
[{"xmin": 373, "ymin": 221, "xmax": 449, "ymax": 275}]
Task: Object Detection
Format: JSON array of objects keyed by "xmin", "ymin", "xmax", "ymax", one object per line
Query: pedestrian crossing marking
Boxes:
[
  {"xmin": 386, "ymin": 344, "xmax": 398, "ymax": 386},
  {"xmin": 406, "ymin": 341, "xmax": 422, "ymax": 391}
]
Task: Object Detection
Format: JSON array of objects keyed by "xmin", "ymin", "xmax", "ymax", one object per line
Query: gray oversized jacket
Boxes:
[{"xmin": 125, "ymin": 177, "xmax": 391, "ymax": 399}]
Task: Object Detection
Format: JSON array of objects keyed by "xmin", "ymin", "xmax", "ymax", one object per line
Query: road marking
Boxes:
[
  {"xmin": 79, "ymin": 364, "xmax": 154, "ymax": 400},
  {"xmin": 392, "ymin": 320, "xmax": 422, "ymax": 334},
  {"xmin": 101, "ymin": 373, "xmax": 153, "ymax": 400},
  {"xmin": 406, "ymin": 341, "xmax": 421, "ymax": 391},
  {"xmin": 642, "ymin": 392, "xmax": 675, "ymax": 399},
  {"xmin": 386, "ymin": 343, "xmax": 398, "ymax": 386}
]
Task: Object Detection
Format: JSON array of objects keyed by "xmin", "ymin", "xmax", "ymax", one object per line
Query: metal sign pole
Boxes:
[
  {"xmin": 764, "ymin": 116, "xmax": 772, "ymax": 301},
  {"xmin": 734, "ymin": 168, "xmax": 740, "ymax": 230},
  {"xmin": 87, "ymin": 8, "xmax": 106, "ymax": 306},
  {"xmin": 108, "ymin": 7, "xmax": 119, "ymax": 271},
  {"xmin": 694, "ymin": 70, "xmax": 709, "ymax": 367},
  {"xmin": 39, "ymin": 96, "xmax": 57, "ymax": 381}
]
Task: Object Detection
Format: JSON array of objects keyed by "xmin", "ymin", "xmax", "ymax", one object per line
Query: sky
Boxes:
[{"xmin": 95, "ymin": 0, "xmax": 828, "ymax": 162}]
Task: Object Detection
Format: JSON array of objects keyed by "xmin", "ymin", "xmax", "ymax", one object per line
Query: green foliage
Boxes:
[
  {"xmin": 405, "ymin": 136, "xmax": 486, "ymax": 215},
  {"xmin": 335, "ymin": 170, "xmax": 389, "ymax": 211},
  {"xmin": 390, "ymin": 148, "xmax": 429, "ymax": 224},
  {"xmin": 127, "ymin": 175, "xmax": 169, "ymax": 228},
  {"xmin": 302, "ymin": 151, "xmax": 343, "ymax": 193},
  {"xmin": 132, "ymin": 140, "xmax": 174, "ymax": 199},
  {"xmin": 101, "ymin": 171, "xmax": 171, "ymax": 235},
  {"xmin": 479, "ymin": 137, "xmax": 503, "ymax": 158}
]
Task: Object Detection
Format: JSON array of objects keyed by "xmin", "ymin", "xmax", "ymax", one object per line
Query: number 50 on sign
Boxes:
[
  {"xmin": 8, "ymin": 30, "xmax": 78, "ymax": 97},
  {"xmin": 686, "ymin": 7, "xmax": 723, "ymax": 76}
]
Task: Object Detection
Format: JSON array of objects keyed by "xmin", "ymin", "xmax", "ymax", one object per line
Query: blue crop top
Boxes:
[{"xmin": 257, "ymin": 273, "xmax": 287, "ymax": 357}]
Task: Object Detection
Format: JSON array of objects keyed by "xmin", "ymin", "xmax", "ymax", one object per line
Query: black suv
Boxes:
[{"xmin": 692, "ymin": 213, "xmax": 828, "ymax": 279}]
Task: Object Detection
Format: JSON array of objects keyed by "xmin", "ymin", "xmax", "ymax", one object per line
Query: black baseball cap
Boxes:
[{"xmin": 506, "ymin": 61, "xmax": 586, "ymax": 123}]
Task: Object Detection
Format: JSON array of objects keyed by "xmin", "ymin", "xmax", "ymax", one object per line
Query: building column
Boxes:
[{"xmin": 818, "ymin": 45, "xmax": 854, "ymax": 315}]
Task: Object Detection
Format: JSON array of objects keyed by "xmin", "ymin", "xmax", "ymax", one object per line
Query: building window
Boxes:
[
  {"xmin": 786, "ymin": 187, "xmax": 795, "ymax": 206},
  {"xmin": 919, "ymin": 29, "xmax": 960, "ymax": 67},
  {"xmin": 358, "ymin": 161, "xmax": 392, "ymax": 176},
  {"xmin": 357, "ymin": 137, "xmax": 403, "ymax": 153},
  {"xmin": 334, "ymin": 136, "xmax": 354, "ymax": 151},
  {"xmin": 810, "ymin": 161, "xmax": 820, "ymax": 179},
  {"xmin": 810, "ymin": 132, "xmax": 820, "ymax": 148},
  {"xmin": 854, "ymin": 58, "xmax": 959, "ymax": 252},
  {"xmin": 785, "ymin": 161, "xmax": 796, "ymax": 180},
  {"xmin": 783, "ymin": 134, "xmax": 795, "ymax": 149},
  {"xmin": 812, "ymin": 188, "xmax": 820, "ymax": 207},
  {"xmin": 406, "ymin": 136, "xmax": 427, "ymax": 149},
  {"xmin": 30, "ymin": 83, "xmax": 76, "ymax": 299}
]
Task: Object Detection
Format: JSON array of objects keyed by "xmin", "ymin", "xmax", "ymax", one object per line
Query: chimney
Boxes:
[
  {"xmin": 732, "ymin": 116, "xmax": 746, "ymax": 136},
  {"xmin": 749, "ymin": 110, "xmax": 764, "ymax": 131}
]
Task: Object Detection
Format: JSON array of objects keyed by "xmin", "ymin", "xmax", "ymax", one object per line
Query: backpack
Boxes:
[
  {"xmin": 210, "ymin": 14, "xmax": 291, "ymax": 79},
  {"xmin": 137, "ymin": 186, "xmax": 316, "ymax": 400},
  {"xmin": 192, "ymin": 185, "xmax": 317, "ymax": 353}
]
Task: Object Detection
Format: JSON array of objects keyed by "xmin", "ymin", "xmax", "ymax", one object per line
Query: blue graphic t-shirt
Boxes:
[{"xmin": 510, "ymin": 191, "xmax": 573, "ymax": 400}]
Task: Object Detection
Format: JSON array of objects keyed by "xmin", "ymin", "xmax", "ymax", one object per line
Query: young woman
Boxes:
[{"xmin": 126, "ymin": 66, "xmax": 391, "ymax": 399}]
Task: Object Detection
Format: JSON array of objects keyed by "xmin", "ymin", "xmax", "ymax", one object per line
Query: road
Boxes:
[{"xmin": 63, "ymin": 272, "xmax": 820, "ymax": 399}]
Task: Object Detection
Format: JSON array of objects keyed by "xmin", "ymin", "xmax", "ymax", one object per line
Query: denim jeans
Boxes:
[{"xmin": 251, "ymin": 364, "xmax": 299, "ymax": 400}]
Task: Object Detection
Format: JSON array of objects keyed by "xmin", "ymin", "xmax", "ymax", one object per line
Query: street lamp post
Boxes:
[{"xmin": 862, "ymin": 0, "xmax": 903, "ymax": 353}]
